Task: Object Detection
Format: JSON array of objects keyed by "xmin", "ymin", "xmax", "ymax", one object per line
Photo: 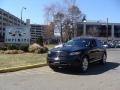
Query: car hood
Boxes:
[{"xmin": 51, "ymin": 46, "xmax": 84, "ymax": 52}]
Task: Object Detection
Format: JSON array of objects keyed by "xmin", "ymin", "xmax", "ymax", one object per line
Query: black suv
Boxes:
[{"xmin": 47, "ymin": 37, "xmax": 107, "ymax": 72}]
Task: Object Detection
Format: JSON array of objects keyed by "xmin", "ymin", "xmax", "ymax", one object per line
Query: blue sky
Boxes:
[{"xmin": 0, "ymin": 0, "xmax": 120, "ymax": 24}]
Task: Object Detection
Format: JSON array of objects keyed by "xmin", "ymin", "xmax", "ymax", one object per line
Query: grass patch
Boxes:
[
  {"xmin": 45, "ymin": 44, "xmax": 56, "ymax": 49},
  {"xmin": 0, "ymin": 44, "xmax": 56, "ymax": 70},
  {"xmin": 0, "ymin": 53, "xmax": 47, "ymax": 69}
]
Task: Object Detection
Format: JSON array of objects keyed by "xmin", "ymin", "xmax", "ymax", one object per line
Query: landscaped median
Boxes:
[{"xmin": 0, "ymin": 53, "xmax": 48, "ymax": 73}]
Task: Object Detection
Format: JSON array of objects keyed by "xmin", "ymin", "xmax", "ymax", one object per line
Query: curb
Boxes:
[
  {"xmin": 107, "ymin": 48, "xmax": 120, "ymax": 51},
  {"xmin": 0, "ymin": 63, "xmax": 48, "ymax": 73}
]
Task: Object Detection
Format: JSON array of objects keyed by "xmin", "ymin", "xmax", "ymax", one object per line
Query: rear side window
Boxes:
[{"xmin": 96, "ymin": 40, "xmax": 103, "ymax": 47}]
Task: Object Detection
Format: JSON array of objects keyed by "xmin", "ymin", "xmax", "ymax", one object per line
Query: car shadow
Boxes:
[{"xmin": 56, "ymin": 62, "xmax": 120, "ymax": 75}]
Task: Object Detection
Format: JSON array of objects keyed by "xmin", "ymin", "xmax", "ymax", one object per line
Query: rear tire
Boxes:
[{"xmin": 80, "ymin": 57, "xmax": 89, "ymax": 72}]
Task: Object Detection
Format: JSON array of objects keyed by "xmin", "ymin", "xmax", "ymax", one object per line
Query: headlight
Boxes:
[{"xmin": 70, "ymin": 52, "xmax": 81, "ymax": 56}]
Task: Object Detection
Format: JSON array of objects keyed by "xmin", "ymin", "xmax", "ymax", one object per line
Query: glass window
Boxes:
[
  {"xmin": 24, "ymin": 39, "xmax": 26, "ymax": 42},
  {"xmin": 64, "ymin": 39, "xmax": 89, "ymax": 47},
  {"xmin": 0, "ymin": 16, "xmax": 2, "ymax": 19},
  {"xmin": 96, "ymin": 40, "xmax": 103, "ymax": 47},
  {"xmin": 0, "ymin": 11, "xmax": 2, "ymax": 14},
  {"xmin": 27, "ymin": 39, "xmax": 29, "ymax": 42},
  {"xmin": 90, "ymin": 40, "xmax": 97, "ymax": 48},
  {"xmin": 8, "ymin": 39, "xmax": 11, "ymax": 41},
  {"xmin": 86, "ymin": 25, "xmax": 98, "ymax": 36},
  {"xmin": 114, "ymin": 25, "xmax": 120, "ymax": 38},
  {"xmin": 77, "ymin": 23, "xmax": 83, "ymax": 36},
  {"xmin": 97, "ymin": 25, "xmax": 111, "ymax": 37},
  {"xmin": 12, "ymin": 39, "xmax": 14, "ymax": 41},
  {"xmin": 18, "ymin": 39, "xmax": 20, "ymax": 42}
]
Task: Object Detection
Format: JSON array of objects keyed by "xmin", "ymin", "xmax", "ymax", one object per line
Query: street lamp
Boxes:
[
  {"xmin": 21, "ymin": 7, "xmax": 26, "ymax": 25},
  {"xmin": 106, "ymin": 18, "xmax": 109, "ymax": 41}
]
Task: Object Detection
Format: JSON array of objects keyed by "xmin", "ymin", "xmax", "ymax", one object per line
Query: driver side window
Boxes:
[
  {"xmin": 90, "ymin": 40, "xmax": 97, "ymax": 48},
  {"xmin": 84, "ymin": 40, "xmax": 91, "ymax": 47}
]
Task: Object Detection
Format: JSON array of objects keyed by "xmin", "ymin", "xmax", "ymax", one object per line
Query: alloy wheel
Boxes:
[{"xmin": 82, "ymin": 57, "xmax": 88, "ymax": 71}]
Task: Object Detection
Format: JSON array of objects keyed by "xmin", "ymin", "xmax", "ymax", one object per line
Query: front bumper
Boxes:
[{"xmin": 47, "ymin": 55, "xmax": 81, "ymax": 67}]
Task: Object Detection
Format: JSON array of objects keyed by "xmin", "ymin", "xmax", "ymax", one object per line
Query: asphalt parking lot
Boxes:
[{"xmin": 0, "ymin": 49, "xmax": 120, "ymax": 90}]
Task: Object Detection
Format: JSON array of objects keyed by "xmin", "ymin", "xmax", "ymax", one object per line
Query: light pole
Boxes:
[
  {"xmin": 60, "ymin": 23, "xmax": 63, "ymax": 43},
  {"xmin": 82, "ymin": 15, "xmax": 86, "ymax": 36},
  {"xmin": 21, "ymin": 7, "xmax": 26, "ymax": 25},
  {"xmin": 106, "ymin": 18, "xmax": 108, "ymax": 41}
]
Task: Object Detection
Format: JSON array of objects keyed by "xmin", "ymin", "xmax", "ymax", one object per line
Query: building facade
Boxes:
[
  {"xmin": 0, "ymin": 8, "xmax": 25, "ymax": 42},
  {"xmin": 0, "ymin": 8, "xmax": 54, "ymax": 44},
  {"xmin": 76, "ymin": 21, "xmax": 120, "ymax": 41},
  {"xmin": 30, "ymin": 24, "xmax": 46, "ymax": 44},
  {"xmin": 30, "ymin": 24, "xmax": 55, "ymax": 44}
]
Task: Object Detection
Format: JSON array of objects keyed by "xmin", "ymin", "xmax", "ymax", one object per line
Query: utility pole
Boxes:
[
  {"xmin": 60, "ymin": 23, "xmax": 63, "ymax": 43},
  {"xmin": 106, "ymin": 18, "xmax": 108, "ymax": 41},
  {"xmin": 82, "ymin": 15, "xmax": 86, "ymax": 36}
]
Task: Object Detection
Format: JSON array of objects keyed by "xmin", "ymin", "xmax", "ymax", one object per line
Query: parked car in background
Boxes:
[
  {"xmin": 102, "ymin": 41, "xmax": 119, "ymax": 48},
  {"xmin": 108, "ymin": 42, "xmax": 116, "ymax": 48},
  {"xmin": 47, "ymin": 37, "xmax": 107, "ymax": 72},
  {"xmin": 102, "ymin": 42, "xmax": 109, "ymax": 48},
  {"xmin": 115, "ymin": 42, "xmax": 120, "ymax": 48}
]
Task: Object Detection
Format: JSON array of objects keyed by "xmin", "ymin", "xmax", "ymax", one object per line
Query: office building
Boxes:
[
  {"xmin": 0, "ymin": 8, "xmax": 25, "ymax": 42},
  {"xmin": 76, "ymin": 21, "xmax": 120, "ymax": 41},
  {"xmin": 30, "ymin": 24, "xmax": 46, "ymax": 43}
]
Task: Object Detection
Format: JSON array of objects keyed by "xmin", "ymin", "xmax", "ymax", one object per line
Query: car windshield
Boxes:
[{"xmin": 64, "ymin": 39, "xmax": 89, "ymax": 47}]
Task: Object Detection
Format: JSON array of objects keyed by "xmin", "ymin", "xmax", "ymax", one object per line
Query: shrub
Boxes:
[
  {"xmin": 42, "ymin": 47, "xmax": 48, "ymax": 53},
  {"xmin": 36, "ymin": 36, "xmax": 44, "ymax": 46},
  {"xmin": 0, "ymin": 47, "xmax": 7, "ymax": 51},
  {"xmin": 0, "ymin": 50, "xmax": 4, "ymax": 54},
  {"xmin": 17, "ymin": 50, "xmax": 24, "ymax": 54},
  {"xmin": 7, "ymin": 45, "xmax": 19, "ymax": 50},
  {"xmin": 4, "ymin": 50, "xmax": 16, "ymax": 54},
  {"xmin": 29, "ymin": 43, "xmax": 40, "ymax": 52},
  {"xmin": 19, "ymin": 45, "xmax": 29, "ymax": 52},
  {"xmin": 4, "ymin": 50, "xmax": 24, "ymax": 54},
  {"xmin": 28, "ymin": 43, "xmax": 48, "ymax": 54},
  {"xmin": 6, "ymin": 44, "xmax": 29, "ymax": 52}
]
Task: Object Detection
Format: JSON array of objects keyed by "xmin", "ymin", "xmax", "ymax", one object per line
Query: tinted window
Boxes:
[
  {"xmin": 89, "ymin": 39, "xmax": 97, "ymax": 48},
  {"xmin": 96, "ymin": 40, "xmax": 103, "ymax": 47},
  {"xmin": 64, "ymin": 39, "xmax": 91, "ymax": 47}
]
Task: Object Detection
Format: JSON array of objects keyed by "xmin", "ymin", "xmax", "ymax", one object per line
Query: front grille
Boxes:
[{"xmin": 49, "ymin": 51, "xmax": 68, "ymax": 57}]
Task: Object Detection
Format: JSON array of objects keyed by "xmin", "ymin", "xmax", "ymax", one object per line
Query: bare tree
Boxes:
[
  {"xmin": 44, "ymin": 0, "xmax": 86, "ymax": 42},
  {"xmin": 44, "ymin": 2, "xmax": 65, "ymax": 43},
  {"xmin": 64, "ymin": 0, "xmax": 76, "ymax": 7},
  {"xmin": 54, "ymin": 12, "xmax": 64, "ymax": 43},
  {"xmin": 68, "ymin": 5, "xmax": 87, "ymax": 38},
  {"xmin": 44, "ymin": 4, "xmax": 57, "ymax": 24}
]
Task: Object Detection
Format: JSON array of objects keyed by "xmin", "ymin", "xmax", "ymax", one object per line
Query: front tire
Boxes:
[
  {"xmin": 49, "ymin": 65, "xmax": 59, "ymax": 72},
  {"xmin": 100, "ymin": 53, "xmax": 107, "ymax": 65},
  {"xmin": 80, "ymin": 57, "xmax": 89, "ymax": 72}
]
